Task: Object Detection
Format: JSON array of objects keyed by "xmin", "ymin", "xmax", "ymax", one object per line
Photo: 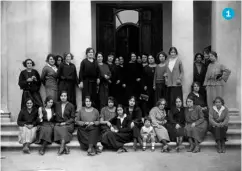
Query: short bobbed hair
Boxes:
[
  {"xmin": 96, "ymin": 52, "xmax": 103, "ymax": 59},
  {"xmin": 156, "ymin": 98, "xmax": 167, "ymax": 107},
  {"xmin": 191, "ymin": 82, "xmax": 201, "ymax": 92},
  {"xmin": 60, "ymin": 90, "xmax": 68, "ymax": 97},
  {"xmin": 213, "ymin": 96, "xmax": 225, "ymax": 105},
  {"xmin": 25, "ymin": 98, "xmax": 34, "ymax": 106},
  {"xmin": 63, "ymin": 52, "xmax": 74, "ymax": 60},
  {"xmin": 22, "ymin": 59, "xmax": 35, "ymax": 67},
  {"xmin": 156, "ymin": 51, "xmax": 168, "ymax": 62},
  {"xmin": 44, "ymin": 96, "xmax": 54, "ymax": 106},
  {"xmin": 86, "ymin": 47, "xmax": 95, "ymax": 55},
  {"xmin": 45, "ymin": 54, "xmax": 56, "ymax": 63},
  {"xmin": 194, "ymin": 53, "xmax": 204, "ymax": 61},
  {"xmin": 168, "ymin": 47, "xmax": 178, "ymax": 55},
  {"xmin": 209, "ymin": 51, "xmax": 218, "ymax": 59}
]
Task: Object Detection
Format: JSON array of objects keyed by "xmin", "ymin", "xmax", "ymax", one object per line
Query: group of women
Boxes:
[{"xmin": 17, "ymin": 46, "xmax": 231, "ymax": 156}]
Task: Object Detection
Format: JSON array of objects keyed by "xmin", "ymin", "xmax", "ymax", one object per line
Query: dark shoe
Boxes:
[
  {"xmin": 217, "ymin": 141, "xmax": 222, "ymax": 153},
  {"xmin": 192, "ymin": 145, "xmax": 200, "ymax": 153},
  {"xmin": 117, "ymin": 148, "xmax": 125, "ymax": 153},
  {"xmin": 163, "ymin": 145, "xmax": 170, "ymax": 153},
  {"xmin": 39, "ymin": 148, "xmax": 45, "ymax": 155},
  {"xmin": 95, "ymin": 146, "xmax": 102, "ymax": 154},
  {"xmin": 64, "ymin": 146, "xmax": 70, "ymax": 154},
  {"xmin": 187, "ymin": 143, "xmax": 195, "ymax": 152},
  {"xmin": 142, "ymin": 147, "xmax": 146, "ymax": 151},
  {"xmin": 87, "ymin": 147, "xmax": 96, "ymax": 156},
  {"xmin": 133, "ymin": 139, "xmax": 137, "ymax": 151},
  {"xmin": 221, "ymin": 141, "xmax": 226, "ymax": 153}
]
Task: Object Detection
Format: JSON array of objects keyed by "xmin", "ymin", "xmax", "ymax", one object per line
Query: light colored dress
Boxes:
[
  {"xmin": 149, "ymin": 107, "xmax": 170, "ymax": 142},
  {"xmin": 41, "ymin": 64, "xmax": 58, "ymax": 102},
  {"xmin": 203, "ymin": 62, "xmax": 231, "ymax": 108}
]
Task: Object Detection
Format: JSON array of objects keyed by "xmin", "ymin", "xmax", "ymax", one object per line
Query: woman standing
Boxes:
[
  {"xmin": 188, "ymin": 82, "xmax": 208, "ymax": 121},
  {"xmin": 126, "ymin": 96, "xmax": 143, "ymax": 151},
  {"xmin": 54, "ymin": 91, "xmax": 75, "ymax": 155},
  {"xmin": 41, "ymin": 54, "xmax": 58, "ymax": 102},
  {"xmin": 209, "ymin": 97, "xmax": 229, "ymax": 153},
  {"xmin": 79, "ymin": 48, "xmax": 100, "ymax": 106},
  {"xmin": 118, "ymin": 56, "xmax": 126, "ymax": 105},
  {"xmin": 166, "ymin": 47, "xmax": 184, "ymax": 109},
  {"xmin": 76, "ymin": 96, "xmax": 100, "ymax": 156},
  {"xmin": 166, "ymin": 97, "xmax": 185, "ymax": 152},
  {"xmin": 185, "ymin": 96, "xmax": 208, "ymax": 153},
  {"xmin": 193, "ymin": 53, "xmax": 207, "ymax": 99},
  {"xmin": 124, "ymin": 53, "xmax": 142, "ymax": 102},
  {"xmin": 203, "ymin": 51, "xmax": 231, "ymax": 108},
  {"xmin": 55, "ymin": 55, "xmax": 63, "ymax": 68},
  {"xmin": 101, "ymin": 104, "xmax": 132, "ymax": 153},
  {"xmin": 36, "ymin": 96, "xmax": 55, "ymax": 155},
  {"xmin": 96, "ymin": 52, "xmax": 111, "ymax": 109},
  {"xmin": 17, "ymin": 98, "xmax": 38, "ymax": 154},
  {"xmin": 141, "ymin": 55, "xmax": 157, "ymax": 116},
  {"xmin": 57, "ymin": 53, "xmax": 78, "ymax": 108},
  {"xmin": 18, "ymin": 59, "xmax": 43, "ymax": 109},
  {"xmin": 113, "ymin": 58, "xmax": 122, "ymax": 104},
  {"xmin": 153, "ymin": 51, "xmax": 167, "ymax": 103},
  {"xmin": 141, "ymin": 54, "xmax": 148, "ymax": 67},
  {"xmin": 149, "ymin": 99, "xmax": 170, "ymax": 152}
]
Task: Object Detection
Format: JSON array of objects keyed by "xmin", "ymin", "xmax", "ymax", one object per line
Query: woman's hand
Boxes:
[
  {"xmin": 32, "ymin": 76, "xmax": 37, "ymax": 81},
  {"xmin": 60, "ymin": 122, "xmax": 66, "ymax": 126},
  {"xmin": 107, "ymin": 121, "xmax": 112, "ymax": 127},
  {"xmin": 175, "ymin": 124, "xmax": 181, "ymax": 129},
  {"xmin": 144, "ymin": 86, "xmax": 147, "ymax": 91},
  {"xmin": 26, "ymin": 124, "xmax": 33, "ymax": 129},
  {"xmin": 26, "ymin": 78, "xmax": 33, "ymax": 82},
  {"xmin": 176, "ymin": 79, "xmax": 182, "ymax": 85},
  {"xmin": 191, "ymin": 123, "xmax": 196, "ymax": 127},
  {"xmin": 97, "ymin": 79, "xmax": 100, "ymax": 85},
  {"xmin": 110, "ymin": 126, "xmax": 115, "ymax": 132},
  {"xmin": 79, "ymin": 82, "xmax": 83, "ymax": 89},
  {"xmin": 88, "ymin": 122, "xmax": 94, "ymax": 126},
  {"xmin": 116, "ymin": 80, "xmax": 120, "ymax": 84},
  {"xmin": 136, "ymin": 78, "xmax": 141, "ymax": 82},
  {"xmin": 122, "ymin": 84, "xmax": 126, "ymax": 88},
  {"xmin": 130, "ymin": 122, "xmax": 134, "ymax": 128},
  {"xmin": 153, "ymin": 86, "xmax": 156, "ymax": 90},
  {"xmin": 104, "ymin": 75, "xmax": 109, "ymax": 79}
]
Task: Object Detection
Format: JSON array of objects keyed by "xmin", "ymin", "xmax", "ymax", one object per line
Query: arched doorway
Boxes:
[{"xmin": 116, "ymin": 24, "xmax": 139, "ymax": 62}]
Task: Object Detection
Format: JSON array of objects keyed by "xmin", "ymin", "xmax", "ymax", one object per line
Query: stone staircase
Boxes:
[{"xmin": 1, "ymin": 109, "xmax": 241, "ymax": 150}]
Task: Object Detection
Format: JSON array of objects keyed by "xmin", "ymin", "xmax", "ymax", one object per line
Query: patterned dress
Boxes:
[{"xmin": 149, "ymin": 107, "xmax": 170, "ymax": 142}]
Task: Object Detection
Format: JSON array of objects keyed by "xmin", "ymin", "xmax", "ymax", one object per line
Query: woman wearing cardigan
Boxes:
[
  {"xmin": 166, "ymin": 47, "xmax": 184, "ymax": 109},
  {"xmin": 209, "ymin": 97, "xmax": 229, "ymax": 153}
]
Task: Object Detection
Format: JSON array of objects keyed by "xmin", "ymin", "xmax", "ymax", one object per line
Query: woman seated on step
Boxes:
[
  {"xmin": 76, "ymin": 96, "xmax": 101, "ymax": 156},
  {"xmin": 209, "ymin": 96, "xmax": 229, "ymax": 153},
  {"xmin": 166, "ymin": 96, "xmax": 186, "ymax": 152},
  {"xmin": 185, "ymin": 95, "xmax": 208, "ymax": 153},
  {"xmin": 101, "ymin": 104, "xmax": 133, "ymax": 153},
  {"xmin": 149, "ymin": 98, "xmax": 171, "ymax": 152},
  {"xmin": 17, "ymin": 98, "xmax": 38, "ymax": 154},
  {"xmin": 53, "ymin": 91, "xmax": 75, "ymax": 156},
  {"xmin": 35, "ymin": 96, "xmax": 55, "ymax": 155}
]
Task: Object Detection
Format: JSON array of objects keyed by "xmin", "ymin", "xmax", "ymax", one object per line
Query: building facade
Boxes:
[{"xmin": 1, "ymin": 0, "xmax": 241, "ymax": 121}]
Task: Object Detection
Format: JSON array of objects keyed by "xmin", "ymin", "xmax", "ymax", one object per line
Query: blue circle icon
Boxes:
[{"xmin": 222, "ymin": 8, "xmax": 235, "ymax": 20}]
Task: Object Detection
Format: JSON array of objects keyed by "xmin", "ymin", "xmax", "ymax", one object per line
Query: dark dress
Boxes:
[
  {"xmin": 184, "ymin": 106, "xmax": 208, "ymax": 143},
  {"xmin": 126, "ymin": 107, "xmax": 143, "ymax": 139},
  {"xmin": 79, "ymin": 58, "xmax": 100, "ymax": 106},
  {"xmin": 101, "ymin": 114, "xmax": 133, "ymax": 150},
  {"xmin": 193, "ymin": 62, "xmax": 207, "ymax": 100},
  {"xmin": 107, "ymin": 63, "xmax": 116, "ymax": 97},
  {"xmin": 153, "ymin": 64, "xmax": 167, "ymax": 103},
  {"xmin": 188, "ymin": 92, "xmax": 208, "ymax": 121},
  {"xmin": 36, "ymin": 107, "xmax": 55, "ymax": 144},
  {"xmin": 110, "ymin": 65, "xmax": 122, "ymax": 104},
  {"xmin": 166, "ymin": 107, "xmax": 185, "ymax": 141},
  {"xmin": 118, "ymin": 65, "xmax": 126, "ymax": 105},
  {"xmin": 18, "ymin": 69, "xmax": 43, "ymax": 109},
  {"xmin": 124, "ymin": 62, "xmax": 142, "ymax": 103},
  {"xmin": 76, "ymin": 108, "xmax": 100, "ymax": 149},
  {"xmin": 57, "ymin": 62, "xmax": 78, "ymax": 107},
  {"xmin": 53, "ymin": 102, "xmax": 75, "ymax": 143},
  {"xmin": 141, "ymin": 65, "xmax": 156, "ymax": 117},
  {"xmin": 209, "ymin": 106, "xmax": 229, "ymax": 141},
  {"xmin": 98, "ymin": 64, "xmax": 111, "ymax": 109}
]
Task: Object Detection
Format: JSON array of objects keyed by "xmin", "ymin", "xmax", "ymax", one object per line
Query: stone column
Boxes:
[
  {"xmin": 1, "ymin": 2, "xmax": 11, "ymax": 122},
  {"xmin": 211, "ymin": 1, "xmax": 241, "ymax": 110},
  {"xmin": 2, "ymin": 1, "xmax": 51, "ymax": 121},
  {"xmin": 172, "ymin": 1, "xmax": 194, "ymax": 103},
  {"xmin": 70, "ymin": 0, "xmax": 92, "ymax": 110}
]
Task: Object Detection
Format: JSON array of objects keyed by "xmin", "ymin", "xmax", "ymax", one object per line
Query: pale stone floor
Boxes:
[{"xmin": 1, "ymin": 148, "xmax": 241, "ymax": 171}]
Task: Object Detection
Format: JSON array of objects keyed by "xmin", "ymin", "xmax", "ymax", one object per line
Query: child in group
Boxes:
[{"xmin": 140, "ymin": 117, "xmax": 156, "ymax": 151}]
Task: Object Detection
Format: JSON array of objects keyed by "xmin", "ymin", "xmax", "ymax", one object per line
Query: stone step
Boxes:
[
  {"xmin": 1, "ymin": 129, "xmax": 241, "ymax": 142},
  {"xmin": 1, "ymin": 139, "xmax": 241, "ymax": 151}
]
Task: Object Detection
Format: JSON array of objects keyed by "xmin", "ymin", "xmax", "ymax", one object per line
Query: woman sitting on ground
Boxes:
[
  {"xmin": 36, "ymin": 96, "xmax": 56, "ymax": 155},
  {"xmin": 149, "ymin": 98, "xmax": 171, "ymax": 152},
  {"xmin": 76, "ymin": 96, "xmax": 101, "ymax": 156},
  {"xmin": 53, "ymin": 91, "xmax": 75, "ymax": 156},
  {"xmin": 185, "ymin": 96, "xmax": 208, "ymax": 153},
  {"xmin": 209, "ymin": 96, "xmax": 229, "ymax": 153},
  {"xmin": 101, "ymin": 104, "xmax": 132, "ymax": 153},
  {"xmin": 17, "ymin": 98, "xmax": 38, "ymax": 154}
]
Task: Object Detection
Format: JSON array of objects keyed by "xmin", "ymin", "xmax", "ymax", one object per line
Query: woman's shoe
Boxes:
[
  {"xmin": 187, "ymin": 143, "xmax": 195, "ymax": 152},
  {"xmin": 142, "ymin": 147, "xmax": 146, "ymax": 151},
  {"xmin": 87, "ymin": 147, "xmax": 96, "ymax": 156},
  {"xmin": 133, "ymin": 139, "xmax": 137, "ymax": 151},
  {"xmin": 64, "ymin": 146, "xmax": 70, "ymax": 154},
  {"xmin": 39, "ymin": 148, "xmax": 45, "ymax": 155},
  {"xmin": 151, "ymin": 147, "xmax": 155, "ymax": 152},
  {"xmin": 221, "ymin": 141, "xmax": 226, "ymax": 153},
  {"xmin": 57, "ymin": 146, "xmax": 65, "ymax": 156},
  {"xmin": 117, "ymin": 148, "xmax": 125, "ymax": 153},
  {"xmin": 192, "ymin": 145, "xmax": 200, "ymax": 153}
]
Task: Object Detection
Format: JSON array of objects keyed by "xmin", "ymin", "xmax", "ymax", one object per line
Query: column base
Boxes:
[{"xmin": 0, "ymin": 111, "xmax": 11, "ymax": 123}]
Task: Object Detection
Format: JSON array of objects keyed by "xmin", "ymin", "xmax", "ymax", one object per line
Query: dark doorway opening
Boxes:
[{"xmin": 116, "ymin": 24, "xmax": 139, "ymax": 62}]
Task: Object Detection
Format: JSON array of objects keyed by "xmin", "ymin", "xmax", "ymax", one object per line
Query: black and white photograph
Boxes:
[{"xmin": 0, "ymin": 0, "xmax": 241, "ymax": 171}]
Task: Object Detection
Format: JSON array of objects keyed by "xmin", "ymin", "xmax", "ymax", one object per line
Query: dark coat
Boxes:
[{"xmin": 54, "ymin": 102, "xmax": 75, "ymax": 125}]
